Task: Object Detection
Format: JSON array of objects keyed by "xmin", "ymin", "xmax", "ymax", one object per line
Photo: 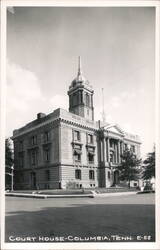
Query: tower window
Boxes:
[
  {"xmin": 86, "ymin": 93, "xmax": 90, "ymax": 106},
  {"xmin": 73, "ymin": 93, "xmax": 78, "ymax": 106},
  {"xmin": 80, "ymin": 90, "xmax": 83, "ymax": 103}
]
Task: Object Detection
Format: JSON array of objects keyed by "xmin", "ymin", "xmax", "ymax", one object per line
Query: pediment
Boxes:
[{"xmin": 104, "ymin": 124, "xmax": 124, "ymax": 136}]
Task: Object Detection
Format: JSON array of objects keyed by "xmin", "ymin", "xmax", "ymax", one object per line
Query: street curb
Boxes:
[
  {"xmin": 91, "ymin": 191, "xmax": 137, "ymax": 197},
  {"xmin": 5, "ymin": 192, "xmax": 94, "ymax": 199}
]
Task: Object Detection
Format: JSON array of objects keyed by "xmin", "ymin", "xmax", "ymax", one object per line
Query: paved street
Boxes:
[{"xmin": 5, "ymin": 193, "xmax": 155, "ymax": 242}]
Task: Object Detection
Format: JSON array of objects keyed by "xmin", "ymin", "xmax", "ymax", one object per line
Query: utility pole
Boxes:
[
  {"xmin": 102, "ymin": 88, "xmax": 106, "ymax": 123},
  {"xmin": 11, "ymin": 165, "xmax": 14, "ymax": 191}
]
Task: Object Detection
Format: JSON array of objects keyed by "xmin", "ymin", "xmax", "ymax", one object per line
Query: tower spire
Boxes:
[
  {"xmin": 102, "ymin": 88, "xmax": 106, "ymax": 123},
  {"xmin": 78, "ymin": 56, "xmax": 82, "ymax": 75}
]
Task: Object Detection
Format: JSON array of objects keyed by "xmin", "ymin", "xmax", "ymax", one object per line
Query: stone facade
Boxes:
[{"xmin": 12, "ymin": 58, "xmax": 141, "ymax": 190}]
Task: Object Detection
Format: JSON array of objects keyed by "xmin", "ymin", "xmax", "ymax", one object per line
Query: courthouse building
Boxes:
[{"xmin": 12, "ymin": 58, "xmax": 141, "ymax": 190}]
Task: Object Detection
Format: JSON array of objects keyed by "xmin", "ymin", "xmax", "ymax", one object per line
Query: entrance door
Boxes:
[
  {"xmin": 31, "ymin": 172, "xmax": 36, "ymax": 189},
  {"xmin": 113, "ymin": 171, "xmax": 119, "ymax": 186}
]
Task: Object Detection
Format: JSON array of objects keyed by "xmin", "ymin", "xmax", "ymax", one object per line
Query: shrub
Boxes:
[{"xmin": 66, "ymin": 181, "xmax": 77, "ymax": 189}]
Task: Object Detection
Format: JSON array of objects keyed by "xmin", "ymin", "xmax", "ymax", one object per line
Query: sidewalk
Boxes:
[{"xmin": 5, "ymin": 190, "xmax": 138, "ymax": 199}]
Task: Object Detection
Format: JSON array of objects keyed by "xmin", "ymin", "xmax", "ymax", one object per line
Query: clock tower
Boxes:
[{"xmin": 68, "ymin": 57, "xmax": 94, "ymax": 121}]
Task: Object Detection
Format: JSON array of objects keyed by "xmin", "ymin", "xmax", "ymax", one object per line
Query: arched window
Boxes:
[{"xmin": 86, "ymin": 93, "xmax": 90, "ymax": 106}]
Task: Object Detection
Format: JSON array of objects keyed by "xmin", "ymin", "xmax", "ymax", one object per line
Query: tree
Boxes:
[
  {"xmin": 5, "ymin": 138, "xmax": 14, "ymax": 189},
  {"xmin": 119, "ymin": 149, "xmax": 142, "ymax": 188},
  {"xmin": 142, "ymin": 150, "xmax": 155, "ymax": 180}
]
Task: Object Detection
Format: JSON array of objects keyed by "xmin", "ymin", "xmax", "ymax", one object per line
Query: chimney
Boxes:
[{"xmin": 37, "ymin": 113, "xmax": 46, "ymax": 119}]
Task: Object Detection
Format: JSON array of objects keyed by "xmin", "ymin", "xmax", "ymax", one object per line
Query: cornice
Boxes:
[
  {"xmin": 124, "ymin": 137, "xmax": 141, "ymax": 144},
  {"xmin": 12, "ymin": 118, "xmax": 60, "ymax": 139},
  {"xmin": 12, "ymin": 113, "xmax": 140, "ymax": 145},
  {"xmin": 60, "ymin": 118, "xmax": 97, "ymax": 132}
]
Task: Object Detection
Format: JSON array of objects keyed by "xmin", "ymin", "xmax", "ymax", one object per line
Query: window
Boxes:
[
  {"xmin": 80, "ymin": 90, "xmax": 83, "ymax": 103},
  {"xmin": 73, "ymin": 144, "xmax": 82, "ymax": 162},
  {"xmin": 44, "ymin": 149, "xmax": 50, "ymax": 162},
  {"xmin": 74, "ymin": 150, "xmax": 81, "ymax": 162},
  {"xmin": 75, "ymin": 169, "xmax": 81, "ymax": 179},
  {"xmin": 88, "ymin": 134, "xmax": 93, "ymax": 144},
  {"xmin": 73, "ymin": 93, "xmax": 78, "ymax": 106},
  {"xmin": 44, "ymin": 131, "xmax": 50, "ymax": 142},
  {"xmin": 110, "ymin": 140, "xmax": 114, "ymax": 148},
  {"xmin": 86, "ymin": 93, "xmax": 90, "ymax": 106},
  {"xmin": 124, "ymin": 144, "xmax": 128, "ymax": 150},
  {"xmin": 108, "ymin": 171, "xmax": 110, "ymax": 179},
  {"xmin": 131, "ymin": 145, "xmax": 135, "ymax": 153},
  {"xmin": 45, "ymin": 170, "xmax": 50, "ymax": 181},
  {"xmin": 87, "ymin": 146, "xmax": 95, "ymax": 164},
  {"xmin": 74, "ymin": 130, "xmax": 80, "ymax": 141},
  {"xmin": 88, "ymin": 153, "xmax": 94, "ymax": 163},
  {"xmin": 89, "ymin": 170, "xmax": 95, "ymax": 180},
  {"xmin": 31, "ymin": 135, "xmax": 37, "ymax": 145},
  {"xmin": 110, "ymin": 152, "xmax": 114, "ymax": 163},
  {"xmin": 31, "ymin": 151, "xmax": 37, "ymax": 165}
]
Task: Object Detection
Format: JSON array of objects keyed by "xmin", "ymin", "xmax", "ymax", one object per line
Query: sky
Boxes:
[{"xmin": 6, "ymin": 7, "xmax": 155, "ymax": 159}]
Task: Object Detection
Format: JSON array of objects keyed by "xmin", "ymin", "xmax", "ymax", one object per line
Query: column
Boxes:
[
  {"xmin": 103, "ymin": 137, "xmax": 106, "ymax": 163},
  {"xmin": 91, "ymin": 94, "xmax": 93, "ymax": 107},
  {"xmin": 118, "ymin": 140, "xmax": 120, "ymax": 163},
  {"xmin": 114, "ymin": 142, "xmax": 117, "ymax": 163},
  {"xmin": 107, "ymin": 137, "xmax": 110, "ymax": 162},
  {"xmin": 121, "ymin": 141, "xmax": 124, "ymax": 155},
  {"xmin": 100, "ymin": 140, "xmax": 103, "ymax": 162}
]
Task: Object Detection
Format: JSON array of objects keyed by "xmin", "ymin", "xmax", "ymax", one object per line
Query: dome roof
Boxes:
[
  {"xmin": 70, "ymin": 56, "xmax": 90, "ymax": 88},
  {"xmin": 71, "ymin": 72, "xmax": 89, "ymax": 87}
]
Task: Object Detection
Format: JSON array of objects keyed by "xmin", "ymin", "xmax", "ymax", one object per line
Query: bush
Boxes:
[
  {"xmin": 144, "ymin": 182, "xmax": 152, "ymax": 191},
  {"xmin": 66, "ymin": 181, "xmax": 77, "ymax": 189}
]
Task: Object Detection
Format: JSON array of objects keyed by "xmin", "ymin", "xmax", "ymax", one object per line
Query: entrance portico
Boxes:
[{"xmin": 99, "ymin": 124, "xmax": 125, "ymax": 187}]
